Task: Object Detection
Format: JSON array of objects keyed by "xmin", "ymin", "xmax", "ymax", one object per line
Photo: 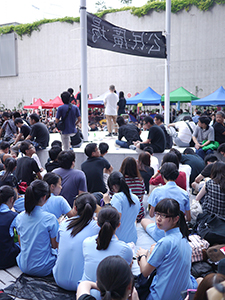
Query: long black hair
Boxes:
[
  {"xmin": 25, "ymin": 180, "xmax": 50, "ymax": 215},
  {"xmin": 108, "ymin": 171, "xmax": 135, "ymax": 206},
  {"xmin": 210, "ymin": 161, "xmax": 225, "ymax": 193},
  {"xmin": 119, "ymin": 156, "xmax": 142, "ymax": 179},
  {"xmin": 97, "ymin": 256, "xmax": 133, "ymax": 300},
  {"xmin": 1, "ymin": 157, "xmax": 17, "ymax": 181},
  {"xmin": 155, "ymin": 198, "xmax": 189, "ymax": 240},
  {"xmin": 96, "ymin": 207, "xmax": 120, "ymax": 250},
  {"xmin": 67, "ymin": 192, "xmax": 96, "ymax": 237}
]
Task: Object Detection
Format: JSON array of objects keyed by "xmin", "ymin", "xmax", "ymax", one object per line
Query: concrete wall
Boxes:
[{"xmin": 0, "ymin": 4, "xmax": 225, "ymax": 108}]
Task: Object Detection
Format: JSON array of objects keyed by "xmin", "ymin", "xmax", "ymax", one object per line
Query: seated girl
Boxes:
[
  {"xmin": 137, "ymin": 198, "xmax": 197, "ymax": 300},
  {"xmin": 43, "ymin": 172, "xmax": 75, "ymax": 219},
  {"xmin": 16, "ymin": 180, "xmax": 59, "ymax": 276},
  {"xmin": 53, "ymin": 193, "xmax": 99, "ymax": 291},
  {"xmin": 77, "ymin": 256, "xmax": 138, "ymax": 300},
  {"xmin": 0, "ymin": 185, "xmax": 20, "ymax": 269},
  {"xmin": 106, "ymin": 171, "xmax": 140, "ymax": 244},
  {"xmin": 142, "ymin": 162, "xmax": 191, "ymax": 242}
]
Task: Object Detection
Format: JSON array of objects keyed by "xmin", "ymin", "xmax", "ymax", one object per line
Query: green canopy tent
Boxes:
[{"xmin": 161, "ymin": 87, "xmax": 199, "ymax": 103}]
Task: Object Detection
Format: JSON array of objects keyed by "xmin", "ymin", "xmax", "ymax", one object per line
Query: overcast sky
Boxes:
[{"xmin": 1, "ymin": 0, "xmax": 147, "ymax": 25}]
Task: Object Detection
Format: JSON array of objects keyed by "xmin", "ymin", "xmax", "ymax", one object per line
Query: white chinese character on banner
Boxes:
[
  {"xmin": 131, "ymin": 32, "xmax": 145, "ymax": 50},
  {"xmin": 112, "ymin": 28, "xmax": 128, "ymax": 49},
  {"xmin": 91, "ymin": 17, "xmax": 108, "ymax": 43},
  {"xmin": 148, "ymin": 33, "xmax": 161, "ymax": 54}
]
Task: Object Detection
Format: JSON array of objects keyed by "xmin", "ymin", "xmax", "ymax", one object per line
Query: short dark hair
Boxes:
[
  {"xmin": 61, "ymin": 91, "xmax": 70, "ymax": 104},
  {"xmin": 204, "ymin": 154, "xmax": 218, "ymax": 164},
  {"xmin": 0, "ymin": 141, "xmax": 10, "ymax": 150},
  {"xmin": 30, "ymin": 113, "xmax": 40, "ymax": 122},
  {"xmin": 20, "ymin": 141, "xmax": 32, "ymax": 154},
  {"xmin": 169, "ymin": 148, "xmax": 181, "ymax": 163},
  {"xmin": 2, "ymin": 112, "xmax": 10, "ymax": 118},
  {"xmin": 51, "ymin": 140, "xmax": 62, "ymax": 148},
  {"xmin": 12, "ymin": 111, "xmax": 20, "ymax": 119},
  {"xmin": 154, "ymin": 114, "xmax": 164, "ymax": 122},
  {"xmin": 84, "ymin": 143, "xmax": 97, "ymax": 158},
  {"xmin": 183, "ymin": 116, "xmax": 193, "ymax": 121},
  {"xmin": 99, "ymin": 142, "xmax": 109, "ymax": 155},
  {"xmin": 143, "ymin": 116, "xmax": 154, "ymax": 125},
  {"xmin": 116, "ymin": 116, "xmax": 125, "ymax": 127},
  {"xmin": 199, "ymin": 116, "xmax": 210, "ymax": 127},
  {"xmin": 218, "ymin": 143, "xmax": 225, "ymax": 154},
  {"xmin": 14, "ymin": 117, "xmax": 23, "ymax": 125},
  {"xmin": 160, "ymin": 162, "xmax": 179, "ymax": 181},
  {"xmin": 49, "ymin": 146, "xmax": 62, "ymax": 161},
  {"xmin": 183, "ymin": 147, "xmax": 195, "ymax": 155},
  {"xmin": 143, "ymin": 146, "xmax": 154, "ymax": 155},
  {"xmin": 57, "ymin": 150, "xmax": 75, "ymax": 169},
  {"xmin": 196, "ymin": 111, "xmax": 201, "ymax": 115}
]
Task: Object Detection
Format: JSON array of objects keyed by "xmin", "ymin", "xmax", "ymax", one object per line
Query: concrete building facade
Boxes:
[{"xmin": 0, "ymin": 4, "xmax": 225, "ymax": 108}]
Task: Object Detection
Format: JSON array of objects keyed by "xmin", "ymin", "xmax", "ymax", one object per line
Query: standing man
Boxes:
[
  {"xmin": 104, "ymin": 85, "xmax": 118, "ymax": 137},
  {"xmin": 25, "ymin": 113, "xmax": 49, "ymax": 151},
  {"xmin": 55, "ymin": 91, "xmax": 81, "ymax": 151},
  {"xmin": 76, "ymin": 85, "xmax": 81, "ymax": 114}
]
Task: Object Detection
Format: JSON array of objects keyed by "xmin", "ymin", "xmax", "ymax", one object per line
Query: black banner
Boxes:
[{"xmin": 87, "ymin": 12, "xmax": 166, "ymax": 59}]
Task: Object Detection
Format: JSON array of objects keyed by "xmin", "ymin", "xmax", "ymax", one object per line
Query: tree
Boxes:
[
  {"xmin": 120, "ymin": 0, "xmax": 133, "ymax": 4},
  {"xmin": 95, "ymin": 1, "xmax": 107, "ymax": 12}
]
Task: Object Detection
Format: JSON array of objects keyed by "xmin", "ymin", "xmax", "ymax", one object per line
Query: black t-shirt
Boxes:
[
  {"xmin": 140, "ymin": 166, "xmax": 154, "ymax": 194},
  {"xmin": 81, "ymin": 157, "xmax": 110, "ymax": 193},
  {"xmin": 201, "ymin": 163, "xmax": 213, "ymax": 178},
  {"xmin": 180, "ymin": 154, "xmax": 205, "ymax": 184},
  {"xmin": 15, "ymin": 156, "xmax": 40, "ymax": 185},
  {"xmin": 78, "ymin": 295, "xmax": 96, "ymax": 300},
  {"xmin": 118, "ymin": 123, "xmax": 141, "ymax": 146},
  {"xmin": 117, "ymin": 98, "xmax": 126, "ymax": 115},
  {"xmin": 30, "ymin": 122, "xmax": 49, "ymax": 148},
  {"xmin": 45, "ymin": 160, "xmax": 61, "ymax": 172},
  {"xmin": 147, "ymin": 124, "xmax": 166, "ymax": 152},
  {"xmin": 213, "ymin": 122, "xmax": 225, "ymax": 144},
  {"xmin": 159, "ymin": 124, "xmax": 173, "ymax": 149},
  {"xmin": 21, "ymin": 124, "xmax": 31, "ymax": 139}
]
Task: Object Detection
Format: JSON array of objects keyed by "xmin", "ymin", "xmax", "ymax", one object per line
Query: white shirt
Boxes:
[
  {"xmin": 175, "ymin": 121, "xmax": 196, "ymax": 143},
  {"xmin": 104, "ymin": 92, "xmax": 118, "ymax": 115}
]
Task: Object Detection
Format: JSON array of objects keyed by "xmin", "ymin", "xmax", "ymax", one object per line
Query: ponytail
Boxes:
[
  {"xmin": 155, "ymin": 198, "xmax": 190, "ymax": 240},
  {"xmin": 96, "ymin": 207, "xmax": 120, "ymax": 250},
  {"xmin": 25, "ymin": 180, "xmax": 50, "ymax": 214},
  {"xmin": 0, "ymin": 185, "xmax": 16, "ymax": 205},
  {"xmin": 67, "ymin": 192, "xmax": 96, "ymax": 237},
  {"xmin": 1, "ymin": 157, "xmax": 17, "ymax": 181},
  {"xmin": 108, "ymin": 171, "xmax": 135, "ymax": 206}
]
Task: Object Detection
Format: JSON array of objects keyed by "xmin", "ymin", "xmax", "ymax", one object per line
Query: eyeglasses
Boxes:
[
  {"xmin": 154, "ymin": 212, "xmax": 173, "ymax": 219},
  {"xmin": 28, "ymin": 146, "xmax": 34, "ymax": 149}
]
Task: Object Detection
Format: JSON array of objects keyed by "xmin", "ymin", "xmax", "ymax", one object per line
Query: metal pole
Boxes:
[
  {"xmin": 80, "ymin": 0, "xmax": 88, "ymax": 141},
  {"xmin": 164, "ymin": 0, "xmax": 171, "ymax": 125}
]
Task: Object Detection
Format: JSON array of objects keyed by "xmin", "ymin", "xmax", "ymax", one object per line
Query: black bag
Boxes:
[
  {"xmin": 134, "ymin": 270, "xmax": 156, "ymax": 300},
  {"xmin": 194, "ymin": 211, "xmax": 225, "ymax": 245},
  {"xmin": 56, "ymin": 104, "xmax": 72, "ymax": 131},
  {"xmin": 70, "ymin": 129, "xmax": 83, "ymax": 147}
]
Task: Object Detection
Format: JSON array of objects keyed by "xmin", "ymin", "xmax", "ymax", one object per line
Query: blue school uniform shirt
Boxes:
[
  {"xmin": 16, "ymin": 206, "xmax": 59, "ymax": 276},
  {"xmin": 0, "ymin": 203, "xmax": 18, "ymax": 236},
  {"xmin": 147, "ymin": 227, "xmax": 197, "ymax": 300},
  {"xmin": 81, "ymin": 235, "xmax": 133, "ymax": 283},
  {"xmin": 42, "ymin": 193, "xmax": 71, "ymax": 218},
  {"xmin": 53, "ymin": 218, "xmax": 99, "ymax": 291},
  {"xmin": 111, "ymin": 191, "xmax": 140, "ymax": 243},
  {"xmin": 147, "ymin": 181, "xmax": 190, "ymax": 242}
]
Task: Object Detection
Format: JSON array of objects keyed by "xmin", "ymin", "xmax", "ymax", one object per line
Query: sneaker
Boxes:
[
  {"xmin": 129, "ymin": 145, "xmax": 136, "ymax": 150},
  {"xmin": 105, "ymin": 133, "xmax": 112, "ymax": 137},
  {"xmin": 113, "ymin": 132, "xmax": 118, "ymax": 136}
]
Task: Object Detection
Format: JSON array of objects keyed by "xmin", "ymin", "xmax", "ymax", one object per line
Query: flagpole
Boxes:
[
  {"xmin": 164, "ymin": 0, "xmax": 171, "ymax": 125},
  {"xmin": 80, "ymin": 0, "xmax": 88, "ymax": 141}
]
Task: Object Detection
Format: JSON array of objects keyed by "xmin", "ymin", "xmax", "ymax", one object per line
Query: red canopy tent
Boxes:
[
  {"xmin": 24, "ymin": 98, "xmax": 45, "ymax": 109},
  {"xmin": 42, "ymin": 96, "xmax": 63, "ymax": 109}
]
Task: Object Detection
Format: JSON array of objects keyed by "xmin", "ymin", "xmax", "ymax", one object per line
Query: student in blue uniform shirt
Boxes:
[
  {"xmin": 16, "ymin": 180, "xmax": 59, "ymax": 277},
  {"xmin": 0, "ymin": 185, "xmax": 20, "ymax": 269},
  {"xmin": 53, "ymin": 193, "xmax": 99, "ymax": 291},
  {"xmin": 106, "ymin": 171, "xmax": 140, "ymax": 244},
  {"xmin": 81, "ymin": 207, "xmax": 133, "ymax": 300},
  {"xmin": 137, "ymin": 198, "xmax": 197, "ymax": 300},
  {"xmin": 43, "ymin": 173, "xmax": 75, "ymax": 219}
]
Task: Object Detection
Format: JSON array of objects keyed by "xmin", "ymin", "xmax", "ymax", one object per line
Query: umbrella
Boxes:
[
  {"xmin": 42, "ymin": 96, "xmax": 64, "ymax": 109},
  {"xmin": 161, "ymin": 87, "xmax": 199, "ymax": 103},
  {"xmin": 126, "ymin": 87, "xmax": 161, "ymax": 105},
  {"xmin": 24, "ymin": 98, "xmax": 45, "ymax": 109},
  {"xmin": 191, "ymin": 86, "xmax": 225, "ymax": 106}
]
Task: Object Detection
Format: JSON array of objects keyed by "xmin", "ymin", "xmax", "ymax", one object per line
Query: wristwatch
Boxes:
[{"xmin": 137, "ymin": 254, "xmax": 147, "ymax": 262}]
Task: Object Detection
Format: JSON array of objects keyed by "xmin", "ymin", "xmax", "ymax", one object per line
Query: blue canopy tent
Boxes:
[
  {"xmin": 88, "ymin": 91, "xmax": 109, "ymax": 107},
  {"xmin": 126, "ymin": 87, "xmax": 161, "ymax": 105},
  {"xmin": 191, "ymin": 86, "xmax": 225, "ymax": 106}
]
